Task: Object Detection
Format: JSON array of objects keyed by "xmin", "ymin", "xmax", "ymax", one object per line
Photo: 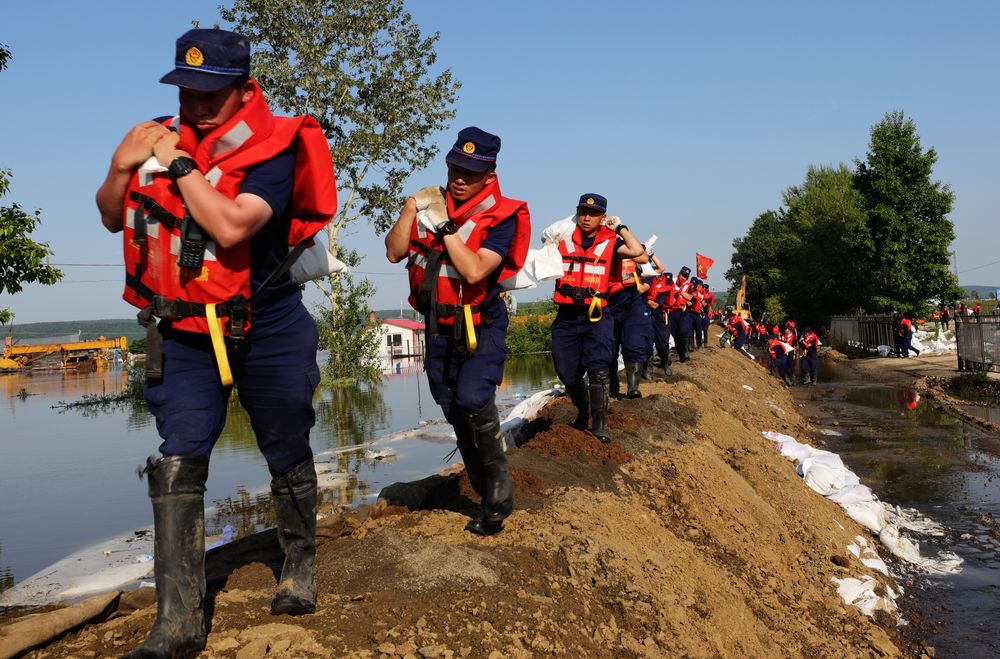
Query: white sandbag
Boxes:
[
  {"xmin": 778, "ymin": 440, "xmax": 814, "ymax": 463},
  {"xmin": 643, "ymin": 234, "xmax": 658, "ymax": 252},
  {"xmin": 532, "ymin": 243, "xmax": 566, "ymax": 281},
  {"xmin": 829, "ymin": 484, "xmax": 877, "ymax": 505},
  {"xmin": 541, "ymin": 215, "xmax": 577, "ymax": 245},
  {"xmin": 637, "ymin": 263, "xmax": 658, "ymax": 278},
  {"xmin": 877, "ymin": 345, "xmax": 891, "ymax": 357},
  {"xmin": 799, "ymin": 452, "xmax": 858, "ymax": 497},
  {"xmin": 289, "ymin": 237, "xmax": 347, "ymax": 284},
  {"xmin": 831, "ymin": 576, "xmax": 896, "ymax": 617},
  {"xmin": 842, "ymin": 500, "xmax": 887, "ymax": 533}
]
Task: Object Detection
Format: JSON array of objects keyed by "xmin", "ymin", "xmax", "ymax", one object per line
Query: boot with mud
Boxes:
[
  {"xmin": 588, "ymin": 370, "xmax": 612, "ymax": 443},
  {"xmin": 565, "ymin": 380, "xmax": 590, "ymax": 431},
  {"xmin": 123, "ymin": 456, "xmax": 208, "ymax": 659},
  {"xmin": 625, "ymin": 361, "xmax": 643, "ymax": 398},
  {"xmin": 658, "ymin": 350, "xmax": 673, "ymax": 377},
  {"xmin": 449, "ymin": 409, "xmax": 485, "ymax": 497},
  {"xmin": 270, "ymin": 458, "xmax": 318, "ymax": 616},
  {"xmin": 608, "ymin": 364, "xmax": 622, "ymax": 399},
  {"xmin": 783, "ymin": 374, "xmax": 795, "ymax": 387},
  {"xmin": 641, "ymin": 356, "xmax": 654, "ymax": 380},
  {"xmin": 802, "ymin": 373, "xmax": 813, "ymax": 386},
  {"xmin": 464, "ymin": 399, "xmax": 513, "ymax": 536}
]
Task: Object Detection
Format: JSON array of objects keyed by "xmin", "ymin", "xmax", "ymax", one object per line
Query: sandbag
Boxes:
[
  {"xmin": 540, "ymin": 215, "xmax": 576, "ymax": 245},
  {"xmin": 0, "ymin": 590, "xmax": 122, "ymax": 659}
]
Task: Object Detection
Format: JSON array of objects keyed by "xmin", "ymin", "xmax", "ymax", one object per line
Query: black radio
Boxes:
[{"xmin": 177, "ymin": 215, "xmax": 207, "ymax": 269}]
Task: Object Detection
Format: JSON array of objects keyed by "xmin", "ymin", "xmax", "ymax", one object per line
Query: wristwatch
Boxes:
[
  {"xmin": 437, "ymin": 220, "xmax": 458, "ymax": 236},
  {"xmin": 615, "ymin": 224, "xmax": 629, "ymax": 235},
  {"xmin": 167, "ymin": 156, "xmax": 198, "ymax": 182}
]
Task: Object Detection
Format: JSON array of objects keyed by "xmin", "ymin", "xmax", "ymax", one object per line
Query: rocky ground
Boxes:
[{"xmin": 16, "ymin": 347, "xmax": 909, "ymax": 658}]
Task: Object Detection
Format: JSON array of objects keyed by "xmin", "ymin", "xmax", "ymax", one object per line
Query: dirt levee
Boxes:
[{"xmin": 17, "ymin": 347, "xmax": 903, "ymax": 658}]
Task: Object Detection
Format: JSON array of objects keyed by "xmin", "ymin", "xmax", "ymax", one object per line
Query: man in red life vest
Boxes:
[
  {"xmin": 607, "ymin": 246, "xmax": 651, "ymax": 400},
  {"xmin": 768, "ymin": 334, "xmax": 793, "ymax": 385},
  {"xmin": 646, "ymin": 269, "xmax": 675, "ymax": 377},
  {"xmin": 386, "ymin": 126, "xmax": 530, "ymax": 536},
  {"xmin": 799, "ymin": 327, "xmax": 821, "ymax": 384},
  {"xmin": 669, "ymin": 266, "xmax": 695, "ymax": 362},
  {"xmin": 551, "ymin": 194, "xmax": 645, "ymax": 443},
  {"xmin": 97, "ymin": 29, "xmax": 338, "ymax": 658},
  {"xmin": 727, "ymin": 313, "xmax": 749, "ymax": 351},
  {"xmin": 699, "ymin": 282, "xmax": 715, "ymax": 348},
  {"xmin": 899, "ymin": 313, "xmax": 920, "ymax": 357}
]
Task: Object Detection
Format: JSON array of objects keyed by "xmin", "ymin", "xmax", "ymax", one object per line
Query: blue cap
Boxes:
[
  {"xmin": 577, "ymin": 193, "xmax": 607, "ymax": 213},
  {"xmin": 445, "ymin": 126, "xmax": 501, "ymax": 172},
  {"xmin": 160, "ymin": 29, "xmax": 251, "ymax": 92},
  {"xmin": 678, "ymin": 266, "xmax": 691, "ymax": 278}
]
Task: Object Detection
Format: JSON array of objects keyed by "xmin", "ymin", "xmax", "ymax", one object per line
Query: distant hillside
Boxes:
[{"xmin": 1, "ymin": 319, "xmax": 145, "ymax": 342}]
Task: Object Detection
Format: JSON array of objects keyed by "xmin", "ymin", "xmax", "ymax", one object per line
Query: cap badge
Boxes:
[
  {"xmin": 462, "ymin": 141, "xmax": 476, "ymax": 154},
  {"xmin": 586, "ymin": 197, "xmax": 595, "ymax": 205},
  {"xmin": 185, "ymin": 47, "xmax": 204, "ymax": 67}
]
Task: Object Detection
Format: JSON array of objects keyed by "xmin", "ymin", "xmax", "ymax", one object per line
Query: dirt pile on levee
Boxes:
[{"xmin": 24, "ymin": 348, "xmax": 903, "ymax": 658}]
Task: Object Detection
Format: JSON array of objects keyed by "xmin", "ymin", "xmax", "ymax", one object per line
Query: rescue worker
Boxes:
[
  {"xmin": 782, "ymin": 325, "xmax": 798, "ymax": 376},
  {"xmin": 385, "ymin": 126, "xmax": 530, "ymax": 536},
  {"xmin": 97, "ymin": 29, "xmax": 339, "ymax": 658},
  {"xmin": 799, "ymin": 327, "xmax": 820, "ymax": 384},
  {"xmin": 551, "ymin": 194, "xmax": 644, "ymax": 443},
  {"xmin": 727, "ymin": 312, "xmax": 749, "ymax": 351},
  {"xmin": 668, "ymin": 266, "xmax": 695, "ymax": 363},
  {"xmin": 900, "ymin": 313, "xmax": 920, "ymax": 357},
  {"xmin": 700, "ymin": 282, "xmax": 715, "ymax": 348},
  {"xmin": 607, "ymin": 246, "xmax": 651, "ymax": 399},
  {"xmin": 639, "ymin": 255, "xmax": 665, "ymax": 379},
  {"xmin": 768, "ymin": 333, "xmax": 794, "ymax": 385},
  {"xmin": 940, "ymin": 305, "xmax": 950, "ymax": 331},
  {"xmin": 646, "ymin": 268, "xmax": 675, "ymax": 377},
  {"xmin": 687, "ymin": 277, "xmax": 705, "ymax": 351}
]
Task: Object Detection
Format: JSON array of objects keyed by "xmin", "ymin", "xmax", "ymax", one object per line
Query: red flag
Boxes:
[{"xmin": 696, "ymin": 253, "xmax": 714, "ymax": 279}]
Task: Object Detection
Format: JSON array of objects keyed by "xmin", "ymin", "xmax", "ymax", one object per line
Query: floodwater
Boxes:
[
  {"xmin": 799, "ymin": 360, "xmax": 1000, "ymax": 658},
  {"xmin": 0, "ymin": 353, "xmax": 559, "ymax": 607}
]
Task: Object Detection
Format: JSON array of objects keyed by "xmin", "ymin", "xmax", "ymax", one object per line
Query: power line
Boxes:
[{"xmin": 958, "ymin": 258, "xmax": 1000, "ymax": 276}]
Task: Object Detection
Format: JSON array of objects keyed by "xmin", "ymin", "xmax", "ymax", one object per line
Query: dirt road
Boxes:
[{"xmin": 16, "ymin": 347, "xmax": 908, "ymax": 658}]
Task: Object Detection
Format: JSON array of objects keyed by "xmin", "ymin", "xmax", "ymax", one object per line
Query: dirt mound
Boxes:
[
  {"xmin": 17, "ymin": 347, "xmax": 907, "ymax": 658},
  {"xmin": 523, "ymin": 423, "xmax": 634, "ymax": 463}
]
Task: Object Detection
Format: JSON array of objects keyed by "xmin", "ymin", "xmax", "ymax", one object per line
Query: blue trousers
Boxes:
[
  {"xmin": 145, "ymin": 303, "xmax": 321, "ymax": 474},
  {"xmin": 651, "ymin": 312, "xmax": 671, "ymax": 355},
  {"xmin": 733, "ymin": 331, "xmax": 747, "ymax": 350},
  {"xmin": 609, "ymin": 289, "xmax": 653, "ymax": 364},
  {"xmin": 669, "ymin": 309, "xmax": 691, "ymax": 360},
  {"xmin": 552, "ymin": 308, "xmax": 613, "ymax": 386},
  {"xmin": 803, "ymin": 354, "xmax": 819, "ymax": 380},
  {"xmin": 424, "ymin": 305, "xmax": 509, "ymax": 419}
]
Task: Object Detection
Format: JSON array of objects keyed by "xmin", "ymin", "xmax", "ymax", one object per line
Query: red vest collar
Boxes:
[
  {"xmin": 446, "ymin": 179, "xmax": 502, "ymax": 222},
  {"xmin": 174, "ymin": 79, "xmax": 276, "ymax": 168}
]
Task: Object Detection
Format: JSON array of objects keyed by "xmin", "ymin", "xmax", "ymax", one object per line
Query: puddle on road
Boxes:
[{"xmin": 798, "ymin": 360, "xmax": 1000, "ymax": 657}]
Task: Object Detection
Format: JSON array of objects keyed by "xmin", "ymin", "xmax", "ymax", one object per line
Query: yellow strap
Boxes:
[
  {"xmin": 632, "ymin": 271, "xmax": 642, "ymax": 287},
  {"xmin": 205, "ymin": 303, "xmax": 234, "ymax": 387},
  {"xmin": 463, "ymin": 304, "xmax": 478, "ymax": 352},
  {"xmin": 588, "ymin": 296, "xmax": 603, "ymax": 323}
]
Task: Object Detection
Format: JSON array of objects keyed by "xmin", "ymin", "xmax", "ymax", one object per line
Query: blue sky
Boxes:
[{"xmin": 2, "ymin": 1, "xmax": 998, "ymax": 323}]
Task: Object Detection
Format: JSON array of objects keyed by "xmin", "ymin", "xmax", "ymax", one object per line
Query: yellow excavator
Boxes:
[
  {"xmin": 1, "ymin": 336, "xmax": 128, "ymax": 371},
  {"xmin": 734, "ymin": 275, "xmax": 752, "ymax": 319}
]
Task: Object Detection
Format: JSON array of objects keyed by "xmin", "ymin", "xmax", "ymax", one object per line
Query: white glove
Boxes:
[
  {"xmin": 411, "ymin": 186, "xmax": 448, "ymax": 227},
  {"xmin": 604, "ymin": 215, "xmax": 622, "ymax": 231}
]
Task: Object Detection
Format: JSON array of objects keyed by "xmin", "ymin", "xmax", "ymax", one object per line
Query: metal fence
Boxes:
[
  {"xmin": 955, "ymin": 316, "xmax": 1000, "ymax": 372},
  {"xmin": 829, "ymin": 315, "xmax": 899, "ymax": 351}
]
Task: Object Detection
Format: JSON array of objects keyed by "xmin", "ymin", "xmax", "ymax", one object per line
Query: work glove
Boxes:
[
  {"xmin": 604, "ymin": 215, "xmax": 622, "ymax": 231},
  {"xmin": 411, "ymin": 186, "xmax": 448, "ymax": 228}
]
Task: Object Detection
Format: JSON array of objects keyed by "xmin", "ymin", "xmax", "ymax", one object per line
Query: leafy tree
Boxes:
[
  {"xmin": 1, "ymin": 48, "xmax": 63, "ymax": 324},
  {"xmin": 725, "ymin": 210, "xmax": 793, "ymax": 314},
  {"xmin": 781, "ymin": 164, "xmax": 872, "ymax": 321},
  {"xmin": 854, "ymin": 110, "xmax": 963, "ymax": 310},
  {"xmin": 314, "ymin": 249, "xmax": 382, "ymax": 383},
  {"xmin": 219, "ymin": 0, "xmax": 459, "ymax": 299}
]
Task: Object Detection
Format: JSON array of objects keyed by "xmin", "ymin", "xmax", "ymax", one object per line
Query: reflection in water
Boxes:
[{"xmin": 0, "ymin": 541, "xmax": 13, "ymax": 595}]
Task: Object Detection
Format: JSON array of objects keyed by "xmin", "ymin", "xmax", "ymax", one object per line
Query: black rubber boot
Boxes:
[
  {"xmin": 641, "ymin": 356, "xmax": 654, "ymax": 380},
  {"xmin": 270, "ymin": 458, "xmax": 318, "ymax": 616},
  {"xmin": 565, "ymin": 381, "xmax": 589, "ymax": 431},
  {"xmin": 608, "ymin": 363, "xmax": 622, "ymax": 399},
  {"xmin": 588, "ymin": 370, "xmax": 612, "ymax": 444},
  {"xmin": 122, "ymin": 456, "xmax": 208, "ymax": 659},
  {"xmin": 464, "ymin": 399, "xmax": 513, "ymax": 536},
  {"xmin": 449, "ymin": 409, "xmax": 485, "ymax": 497},
  {"xmin": 676, "ymin": 337, "xmax": 689, "ymax": 363},
  {"xmin": 659, "ymin": 350, "xmax": 672, "ymax": 377},
  {"xmin": 625, "ymin": 361, "xmax": 643, "ymax": 399}
]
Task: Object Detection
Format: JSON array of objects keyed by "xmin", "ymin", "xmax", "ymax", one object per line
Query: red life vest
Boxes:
[
  {"xmin": 121, "ymin": 79, "xmax": 337, "ymax": 336},
  {"xmin": 406, "ymin": 180, "xmax": 530, "ymax": 328},
  {"xmin": 607, "ymin": 257, "xmax": 640, "ymax": 296},
  {"xmin": 668, "ymin": 280, "xmax": 691, "ymax": 312},
  {"xmin": 728, "ymin": 315, "xmax": 748, "ymax": 335},
  {"xmin": 703, "ymin": 291, "xmax": 715, "ymax": 314},
  {"xmin": 553, "ymin": 226, "xmax": 618, "ymax": 312},
  {"xmin": 690, "ymin": 288, "xmax": 704, "ymax": 313},
  {"xmin": 646, "ymin": 275, "xmax": 674, "ymax": 312}
]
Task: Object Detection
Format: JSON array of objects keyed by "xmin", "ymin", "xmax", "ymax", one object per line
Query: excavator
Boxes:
[{"xmin": 0, "ymin": 335, "xmax": 128, "ymax": 372}]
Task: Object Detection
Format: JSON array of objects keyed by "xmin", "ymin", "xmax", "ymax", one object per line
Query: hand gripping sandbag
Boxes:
[
  {"xmin": 540, "ymin": 215, "xmax": 577, "ymax": 245},
  {"xmin": 289, "ymin": 236, "xmax": 348, "ymax": 284}
]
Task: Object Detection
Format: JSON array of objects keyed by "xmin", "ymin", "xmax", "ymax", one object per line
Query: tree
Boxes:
[
  {"xmin": 1, "ymin": 47, "xmax": 63, "ymax": 324},
  {"xmin": 314, "ymin": 249, "xmax": 383, "ymax": 383},
  {"xmin": 781, "ymin": 164, "xmax": 873, "ymax": 321},
  {"xmin": 219, "ymin": 0, "xmax": 460, "ymax": 302},
  {"xmin": 726, "ymin": 210, "xmax": 794, "ymax": 314},
  {"xmin": 854, "ymin": 110, "xmax": 963, "ymax": 310}
]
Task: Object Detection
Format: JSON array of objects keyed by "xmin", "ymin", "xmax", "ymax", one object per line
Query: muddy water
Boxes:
[
  {"xmin": 0, "ymin": 354, "xmax": 559, "ymax": 606},
  {"xmin": 798, "ymin": 360, "xmax": 1000, "ymax": 658}
]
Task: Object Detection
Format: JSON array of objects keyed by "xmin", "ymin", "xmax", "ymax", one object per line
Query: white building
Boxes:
[{"xmin": 379, "ymin": 319, "xmax": 425, "ymax": 360}]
